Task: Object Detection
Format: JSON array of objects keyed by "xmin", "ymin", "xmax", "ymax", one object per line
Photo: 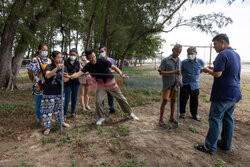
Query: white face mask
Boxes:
[
  {"xmin": 100, "ymin": 52, "xmax": 106, "ymax": 58},
  {"xmin": 41, "ymin": 51, "xmax": 48, "ymax": 57},
  {"xmin": 70, "ymin": 56, "xmax": 76, "ymax": 61},
  {"xmin": 187, "ymin": 54, "xmax": 196, "ymax": 60},
  {"xmin": 82, "ymin": 56, "xmax": 87, "ymax": 61}
]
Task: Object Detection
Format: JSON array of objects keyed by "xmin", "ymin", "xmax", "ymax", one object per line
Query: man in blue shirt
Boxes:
[
  {"xmin": 194, "ymin": 34, "xmax": 242, "ymax": 154},
  {"xmin": 180, "ymin": 47, "xmax": 204, "ymax": 121}
]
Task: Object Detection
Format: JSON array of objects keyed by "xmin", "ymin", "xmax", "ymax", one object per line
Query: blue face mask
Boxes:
[
  {"xmin": 41, "ymin": 51, "xmax": 48, "ymax": 57},
  {"xmin": 187, "ymin": 54, "xmax": 195, "ymax": 60},
  {"xmin": 100, "ymin": 52, "xmax": 106, "ymax": 58}
]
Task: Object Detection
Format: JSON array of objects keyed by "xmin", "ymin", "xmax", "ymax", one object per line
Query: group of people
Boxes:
[
  {"xmin": 28, "ymin": 45, "xmax": 139, "ymax": 135},
  {"xmin": 158, "ymin": 44, "xmax": 204, "ymax": 126},
  {"xmin": 28, "ymin": 33, "xmax": 241, "ymax": 155},
  {"xmin": 158, "ymin": 34, "xmax": 241, "ymax": 155}
]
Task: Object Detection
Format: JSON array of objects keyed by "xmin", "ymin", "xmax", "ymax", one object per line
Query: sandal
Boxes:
[
  {"xmin": 85, "ymin": 105, "xmax": 91, "ymax": 110},
  {"xmin": 159, "ymin": 121, "xmax": 166, "ymax": 127},
  {"xmin": 62, "ymin": 122, "xmax": 70, "ymax": 128},
  {"xmin": 71, "ymin": 114, "xmax": 78, "ymax": 119},
  {"xmin": 44, "ymin": 129, "xmax": 50, "ymax": 135},
  {"xmin": 180, "ymin": 113, "xmax": 186, "ymax": 119},
  {"xmin": 194, "ymin": 144, "xmax": 214, "ymax": 155},
  {"xmin": 169, "ymin": 119, "xmax": 178, "ymax": 124}
]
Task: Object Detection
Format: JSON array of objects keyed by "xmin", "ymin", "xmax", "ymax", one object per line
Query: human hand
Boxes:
[
  {"xmin": 57, "ymin": 64, "xmax": 64, "ymax": 70},
  {"xmin": 201, "ymin": 67, "xmax": 209, "ymax": 73},
  {"xmin": 63, "ymin": 72, "xmax": 70, "ymax": 78}
]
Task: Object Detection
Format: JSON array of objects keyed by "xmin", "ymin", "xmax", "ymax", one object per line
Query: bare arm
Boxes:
[
  {"xmin": 27, "ymin": 70, "xmax": 35, "ymax": 82},
  {"xmin": 179, "ymin": 73, "xmax": 183, "ymax": 86},
  {"xmin": 45, "ymin": 67, "xmax": 59, "ymax": 79},
  {"xmin": 202, "ymin": 67, "xmax": 222, "ymax": 78},
  {"xmin": 158, "ymin": 70, "xmax": 179, "ymax": 75},
  {"xmin": 111, "ymin": 65, "xmax": 128, "ymax": 78},
  {"xmin": 63, "ymin": 77, "xmax": 69, "ymax": 82},
  {"xmin": 65, "ymin": 70, "xmax": 84, "ymax": 79}
]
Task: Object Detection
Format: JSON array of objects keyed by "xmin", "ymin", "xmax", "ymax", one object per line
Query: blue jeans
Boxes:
[
  {"xmin": 35, "ymin": 95, "xmax": 42, "ymax": 119},
  {"xmin": 102, "ymin": 92, "xmax": 115, "ymax": 111},
  {"xmin": 205, "ymin": 101, "xmax": 236, "ymax": 152},
  {"xmin": 64, "ymin": 84, "xmax": 80, "ymax": 116}
]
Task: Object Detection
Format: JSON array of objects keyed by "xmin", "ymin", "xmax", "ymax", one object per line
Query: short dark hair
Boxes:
[
  {"xmin": 99, "ymin": 46, "xmax": 107, "ymax": 51},
  {"xmin": 36, "ymin": 44, "xmax": 47, "ymax": 55},
  {"xmin": 38, "ymin": 43, "xmax": 47, "ymax": 50},
  {"xmin": 85, "ymin": 49, "xmax": 94, "ymax": 57},
  {"xmin": 69, "ymin": 48, "xmax": 78, "ymax": 54},
  {"xmin": 187, "ymin": 47, "xmax": 197, "ymax": 53},
  {"xmin": 51, "ymin": 51, "xmax": 61, "ymax": 59},
  {"xmin": 212, "ymin": 33, "xmax": 230, "ymax": 44}
]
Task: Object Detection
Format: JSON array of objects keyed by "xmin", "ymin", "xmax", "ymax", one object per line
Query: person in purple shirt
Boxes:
[
  {"xmin": 194, "ymin": 34, "xmax": 242, "ymax": 154},
  {"xmin": 99, "ymin": 46, "xmax": 117, "ymax": 114}
]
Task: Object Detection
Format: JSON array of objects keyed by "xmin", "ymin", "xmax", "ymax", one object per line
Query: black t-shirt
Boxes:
[
  {"xmin": 81, "ymin": 58, "xmax": 114, "ymax": 83},
  {"xmin": 43, "ymin": 63, "xmax": 67, "ymax": 95},
  {"xmin": 64, "ymin": 58, "xmax": 80, "ymax": 86}
]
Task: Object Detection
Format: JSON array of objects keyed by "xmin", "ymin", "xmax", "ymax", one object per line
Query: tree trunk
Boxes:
[
  {"xmin": 134, "ymin": 59, "xmax": 137, "ymax": 67},
  {"xmin": 27, "ymin": 48, "xmax": 31, "ymax": 58},
  {"xmin": 102, "ymin": 0, "xmax": 110, "ymax": 49},
  {"xmin": 0, "ymin": 0, "xmax": 27, "ymax": 89},
  {"xmin": 60, "ymin": 10, "xmax": 64, "ymax": 53},
  {"xmin": 8, "ymin": 0, "xmax": 58, "ymax": 90},
  {"xmin": 75, "ymin": 28, "xmax": 79, "ymax": 50},
  {"xmin": 85, "ymin": 1, "xmax": 98, "ymax": 50},
  {"xmin": 119, "ymin": 42, "xmax": 134, "ymax": 69}
]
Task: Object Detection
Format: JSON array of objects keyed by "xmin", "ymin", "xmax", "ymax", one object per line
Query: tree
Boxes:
[
  {"xmin": 0, "ymin": 0, "xmax": 244, "ymax": 90},
  {"xmin": 0, "ymin": 0, "xmax": 27, "ymax": 89}
]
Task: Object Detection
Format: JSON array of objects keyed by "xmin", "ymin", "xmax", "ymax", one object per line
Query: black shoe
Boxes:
[{"xmin": 109, "ymin": 108, "xmax": 116, "ymax": 114}]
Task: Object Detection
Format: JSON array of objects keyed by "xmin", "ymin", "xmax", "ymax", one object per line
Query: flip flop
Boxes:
[
  {"xmin": 159, "ymin": 121, "xmax": 166, "ymax": 127},
  {"xmin": 194, "ymin": 144, "xmax": 214, "ymax": 155},
  {"xmin": 180, "ymin": 113, "xmax": 186, "ymax": 119},
  {"xmin": 169, "ymin": 119, "xmax": 178, "ymax": 124},
  {"xmin": 44, "ymin": 129, "xmax": 50, "ymax": 135},
  {"xmin": 71, "ymin": 114, "xmax": 78, "ymax": 119}
]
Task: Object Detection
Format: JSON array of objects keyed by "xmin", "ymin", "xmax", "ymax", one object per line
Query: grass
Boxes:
[
  {"xmin": 117, "ymin": 124, "xmax": 130, "ymax": 136},
  {"xmin": 119, "ymin": 159, "xmax": 148, "ymax": 167},
  {"xmin": 4, "ymin": 147, "xmax": 10, "ymax": 152},
  {"xmin": 100, "ymin": 161, "xmax": 110, "ymax": 166},
  {"xmin": 125, "ymin": 151, "xmax": 135, "ymax": 159},
  {"xmin": 71, "ymin": 160, "xmax": 77, "ymax": 167},
  {"xmin": 178, "ymin": 145, "xmax": 186, "ymax": 150},
  {"xmin": 189, "ymin": 124, "xmax": 199, "ymax": 134},
  {"xmin": 42, "ymin": 136, "xmax": 57, "ymax": 145},
  {"xmin": 19, "ymin": 159, "xmax": 34, "ymax": 167},
  {"xmin": 0, "ymin": 103, "xmax": 28, "ymax": 114},
  {"xmin": 216, "ymin": 158, "xmax": 225, "ymax": 167},
  {"xmin": 202, "ymin": 97, "xmax": 210, "ymax": 103}
]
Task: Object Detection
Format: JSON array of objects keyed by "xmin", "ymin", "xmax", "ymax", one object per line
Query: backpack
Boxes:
[{"xmin": 27, "ymin": 57, "xmax": 49, "ymax": 89}]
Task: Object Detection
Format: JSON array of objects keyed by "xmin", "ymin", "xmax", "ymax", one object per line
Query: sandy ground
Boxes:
[{"xmin": 0, "ymin": 65, "xmax": 249, "ymax": 167}]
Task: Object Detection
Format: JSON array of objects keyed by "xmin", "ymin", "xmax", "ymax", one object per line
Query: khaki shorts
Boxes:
[{"xmin": 162, "ymin": 86, "xmax": 178, "ymax": 100}]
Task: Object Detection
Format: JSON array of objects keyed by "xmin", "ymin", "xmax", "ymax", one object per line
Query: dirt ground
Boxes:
[{"xmin": 0, "ymin": 64, "xmax": 249, "ymax": 167}]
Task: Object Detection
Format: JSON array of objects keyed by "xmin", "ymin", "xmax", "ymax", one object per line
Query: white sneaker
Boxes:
[
  {"xmin": 130, "ymin": 113, "xmax": 139, "ymax": 120},
  {"xmin": 96, "ymin": 118, "xmax": 105, "ymax": 125}
]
